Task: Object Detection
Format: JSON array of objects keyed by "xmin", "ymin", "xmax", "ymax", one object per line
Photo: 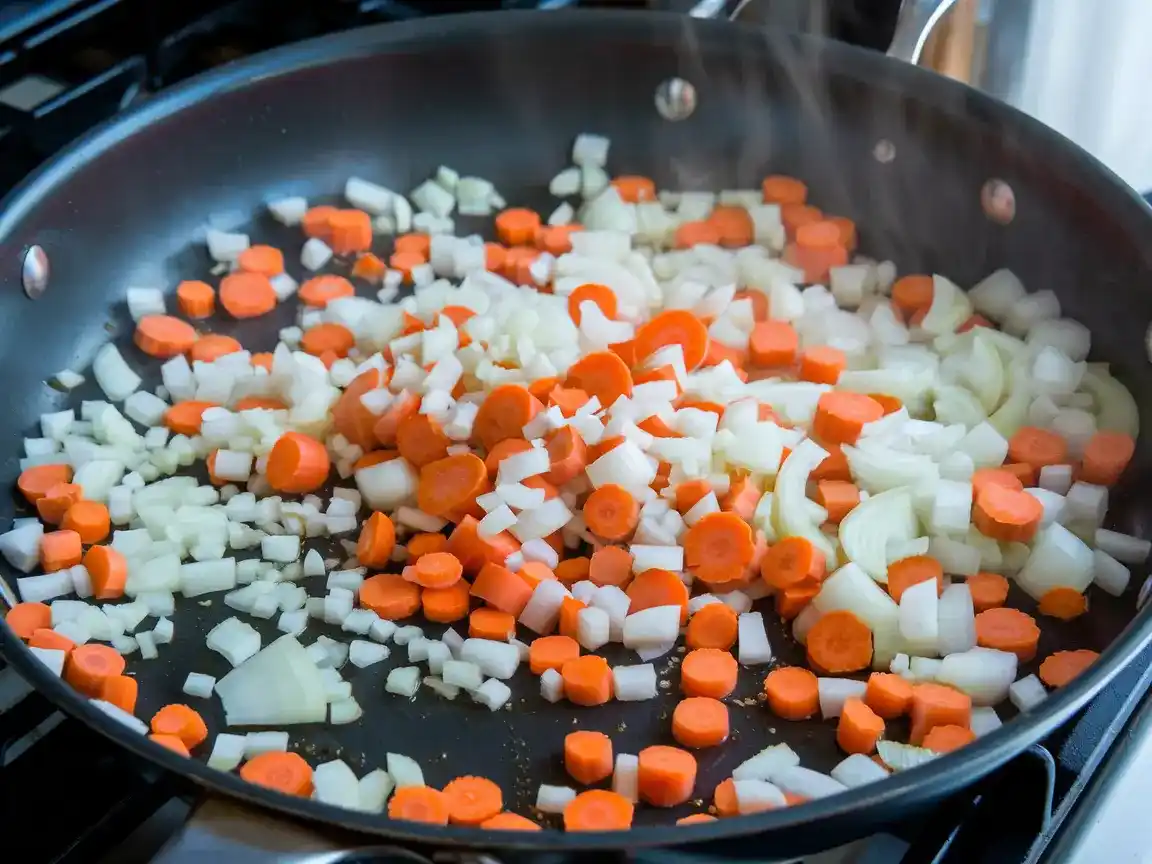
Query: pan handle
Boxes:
[{"xmin": 687, "ymin": 0, "xmax": 959, "ymax": 66}]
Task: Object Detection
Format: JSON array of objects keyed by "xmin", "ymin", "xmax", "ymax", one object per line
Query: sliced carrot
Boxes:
[
  {"xmin": 685, "ymin": 603, "xmax": 738, "ymax": 651},
  {"xmin": 957, "ymin": 314, "xmax": 992, "ymax": 333},
  {"xmin": 360, "ymin": 573, "xmax": 421, "ymax": 620},
  {"xmin": 100, "ymin": 674, "xmax": 137, "ymax": 713},
  {"xmin": 495, "ymin": 208, "xmax": 541, "ymax": 246},
  {"xmin": 266, "ymin": 432, "xmax": 330, "ymax": 493},
  {"xmin": 612, "ymin": 175, "xmax": 657, "ymax": 203},
  {"xmin": 564, "ymin": 789, "xmax": 634, "ymax": 831},
  {"xmin": 408, "ymin": 551, "xmax": 463, "ymax": 589},
  {"xmin": 776, "ymin": 582, "xmax": 820, "ymax": 620},
  {"xmin": 164, "ymin": 400, "xmax": 219, "ymax": 436},
  {"xmin": 1038, "ymin": 586, "xmax": 1087, "ymax": 621},
  {"xmin": 786, "ymin": 220, "xmax": 849, "ymax": 283},
  {"xmin": 1039, "ymin": 649, "xmax": 1099, "ymax": 688},
  {"xmin": 712, "ymin": 777, "xmax": 739, "ymax": 817},
  {"xmin": 404, "ymin": 533, "xmax": 446, "ymax": 563},
  {"xmin": 518, "ymin": 561, "xmax": 557, "ymax": 591},
  {"xmin": 547, "ymin": 386, "xmax": 591, "ymax": 418},
  {"xmin": 709, "ymin": 205, "xmax": 754, "ymax": 248},
  {"xmin": 61, "ymin": 500, "xmax": 110, "ymax": 544},
  {"xmin": 473, "ymin": 384, "xmax": 541, "ymax": 451},
  {"xmin": 860, "ymin": 672, "xmax": 912, "ymax": 720},
  {"xmin": 395, "ymin": 413, "xmax": 451, "ymax": 469},
  {"xmin": 684, "ymin": 511, "xmax": 756, "ymax": 585},
  {"xmin": 134, "ymin": 315, "xmax": 198, "ymax": 358},
  {"xmin": 1007, "ymin": 426, "xmax": 1068, "ymax": 472},
  {"xmin": 763, "ymin": 666, "xmax": 820, "ymax": 720},
  {"xmin": 36, "ymin": 482, "xmax": 82, "ymax": 525},
  {"xmin": 976, "ymin": 606, "xmax": 1041, "ymax": 662},
  {"xmin": 1002, "ymin": 462, "xmax": 1037, "ymax": 487},
  {"xmin": 418, "ymin": 453, "xmax": 488, "ymax": 518},
  {"xmin": 17, "ymin": 463, "xmax": 72, "ymax": 504},
  {"xmin": 300, "ymin": 323, "xmax": 355, "ymax": 359},
  {"xmin": 41, "ymin": 530, "xmax": 82, "ymax": 572},
  {"xmin": 560, "ymin": 655, "xmax": 613, "ymax": 706},
  {"xmin": 529, "ymin": 635, "xmax": 580, "ymax": 675},
  {"xmin": 219, "ymin": 271, "xmax": 277, "ymax": 318},
  {"xmin": 674, "ymin": 220, "xmax": 722, "ymax": 249},
  {"xmin": 678, "ymin": 813, "xmax": 718, "ymax": 825},
  {"xmin": 634, "ymin": 309, "xmax": 710, "ymax": 370},
  {"xmin": 470, "ymin": 562, "xmax": 533, "ymax": 617},
  {"xmin": 84, "ymin": 545, "xmax": 127, "ymax": 599},
  {"xmin": 150, "ymin": 734, "xmax": 190, "ymax": 756},
  {"xmin": 469, "ymin": 607, "xmax": 516, "ymax": 640},
  {"xmin": 836, "ymin": 697, "xmax": 885, "ymax": 755},
  {"xmin": 675, "ymin": 479, "xmax": 712, "ymax": 514},
  {"xmin": 356, "ymin": 511, "xmax": 396, "ymax": 569},
  {"xmin": 29, "ymin": 628, "xmax": 76, "ymax": 653},
  {"xmin": 626, "ymin": 569, "xmax": 689, "ymax": 623},
  {"xmin": 966, "ymin": 571, "xmax": 1010, "ymax": 612},
  {"xmin": 681, "ymin": 648, "xmax": 738, "ymax": 699},
  {"xmin": 483, "ymin": 242, "xmax": 507, "ymax": 273},
  {"xmin": 971, "ymin": 467, "xmax": 1025, "ymax": 497},
  {"xmin": 1079, "ymin": 431, "xmax": 1136, "ymax": 486},
  {"xmin": 637, "ymin": 745, "xmax": 697, "ymax": 807},
  {"xmin": 237, "ymin": 244, "xmax": 285, "ymax": 277},
  {"xmin": 151, "ymin": 703, "xmax": 208, "ymax": 749},
  {"xmin": 761, "ymin": 536, "xmax": 826, "ymax": 591},
  {"xmin": 538, "ymin": 224, "xmax": 583, "ymax": 256},
  {"xmin": 781, "ymin": 203, "xmax": 823, "ymax": 239},
  {"xmin": 798, "ymin": 346, "xmax": 847, "ymax": 385},
  {"xmin": 813, "ymin": 392, "xmax": 884, "ymax": 446},
  {"xmin": 886, "ymin": 555, "xmax": 944, "ymax": 603},
  {"xmin": 972, "ymin": 483, "xmax": 1043, "ymax": 543},
  {"xmin": 372, "ymin": 391, "xmax": 420, "ymax": 448},
  {"xmin": 568, "ymin": 283, "xmax": 618, "ymax": 325},
  {"xmin": 302, "ymin": 205, "xmax": 337, "ymax": 240},
  {"xmin": 299, "ymin": 274, "xmax": 355, "ymax": 308},
  {"xmin": 448, "ymin": 515, "xmax": 520, "ymax": 576},
  {"xmin": 176, "ymin": 279, "xmax": 215, "ymax": 318},
  {"xmin": 352, "ymin": 251, "xmax": 388, "ymax": 281},
  {"xmin": 922, "ymin": 724, "xmax": 976, "ymax": 754},
  {"xmin": 812, "ymin": 446, "xmax": 852, "ymax": 482},
  {"xmin": 586, "ymin": 435, "xmax": 625, "ymax": 465},
  {"xmin": 442, "ymin": 775, "xmax": 503, "ymax": 826},
  {"xmin": 558, "ymin": 596, "xmax": 586, "ymax": 640},
  {"xmin": 748, "ymin": 320, "xmax": 799, "ymax": 367},
  {"xmin": 234, "ymin": 396, "xmax": 287, "ymax": 411},
  {"xmin": 555, "ymin": 557, "xmax": 592, "ymax": 585},
  {"xmin": 565, "ymin": 350, "xmax": 633, "ymax": 409},
  {"xmin": 502, "ymin": 245, "xmax": 540, "ymax": 286},
  {"xmin": 483, "ymin": 438, "xmax": 533, "ymax": 478},
  {"xmin": 588, "ymin": 545, "xmax": 634, "ymax": 588},
  {"xmin": 891, "ymin": 275, "xmax": 934, "ymax": 318},
  {"xmin": 394, "ymin": 232, "xmax": 431, "ymax": 257},
  {"xmin": 734, "ymin": 289, "xmax": 769, "ymax": 323},
  {"xmin": 806, "ymin": 610, "xmax": 872, "ymax": 674},
  {"xmin": 721, "ymin": 475, "xmax": 760, "ymax": 520},
  {"xmin": 328, "ymin": 209, "xmax": 373, "ymax": 255},
  {"xmin": 240, "ymin": 751, "xmax": 314, "ymax": 796},
  {"xmin": 762, "ymin": 175, "xmax": 808, "ymax": 205},
  {"xmin": 354, "ymin": 449, "xmax": 398, "ymax": 471},
  {"xmin": 909, "ymin": 683, "xmax": 972, "ymax": 745},
  {"xmin": 828, "ymin": 215, "xmax": 857, "ymax": 251},
  {"xmin": 544, "ymin": 425, "xmax": 588, "ymax": 486},
  {"xmin": 673, "ymin": 696, "xmax": 730, "ymax": 748},
  {"xmin": 815, "ymin": 480, "xmax": 860, "ymax": 525},
  {"xmin": 422, "ymin": 579, "xmax": 471, "ymax": 623},
  {"xmin": 391, "ymin": 252, "xmax": 427, "ymax": 284},
  {"xmin": 6, "ymin": 602, "xmax": 50, "ymax": 640},
  {"xmin": 65, "ymin": 643, "xmax": 125, "ymax": 697},
  {"xmin": 565, "ymin": 730, "xmax": 614, "ymax": 784},
  {"xmin": 583, "ymin": 484, "xmax": 639, "ymax": 541},
  {"xmin": 481, "ymin": 812, "xmax": 542, "ymax": 831}
]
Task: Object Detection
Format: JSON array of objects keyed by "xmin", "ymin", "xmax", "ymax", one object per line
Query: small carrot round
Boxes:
[
  {"xmin": 564, "ymin": 789, "xmax": 634, "ymax": 831},
  {"xmin": 634, "ymin": 309, "xmax": 709, "ymax": 370},
  {"xmin": 5, "ymin": 602, "xmax": 50, "ymax": 640},
  {"xmin": 352, "ymin": 251, "xmax": 388, "ymax": 281},
  {"xmin": 36, "ymin": 482, "xmax": 82, "ymax": 525},
  {"xmin": 798, "ymin": 345, "xmax": 847, "ymax": 384},
  {"xmin": 971, "ymin": 467, "xmax": 1025, "ymax": 497},
  {"xmin": 683, "ymin": 512, "xmax": 755, "ymax": 585},
  {"xmin": 909, "ymin": 683, "xmax": 972, "ymax": 745},
  {"xmin": 582, "ymin": 484, "xmax": 639, "ymax": 542},
  {"xmin": 469, "ymin": 608, "xmax": 516, "ymax": 640},
  {"xmin": 815, "ymin": 480, "xmax": 860, "ymax": 525},
  {"xmin": 673, "ymin": 220, "xmax": 722, "ymax": 249},
  {"xmin": 151, "ymin": 703, "xmax": 208, "ymax": 749},
  {"xmin": 151, "ymin": 734, "xmax": 191, "ymax": 756},
  {"xmin": 473, "ymin": 384, "xmax": 541, "ymax": 452},
  {"xmin": 442, "ymin": 775, "xmax": 503, "ymax": 826},
  {"xmin": 356, "ymin": 511, "xmax": 396, "ymax": 569},
  {"xmin": 17, "ymin": 463, "xmax": 72, "ymax": 503},
  {"xmin": 519, "ymin": 562, "xmax": 556, "ymax": 592},
  {"xmin": 66, "ymin": 643, "xmax": 126, "ymax": 697},
  {"xmin": 685, "ymin": 603, "xmax": 739, "ymax": 651},
  {"xmin": 637, "ymin": 745, "xmax": 697, "ymax": 808},
  {"xmin": 966, "ymin": 571, "xmax": 1010, "ymax": 612},
  {"xmin": 417, "ymin": 453, "xmax": 488, "ymax": 518},
  {"xmin": 678, "ymin": 813, "xmax": 719, "ymax": 825},
  {"xmin": 482, "ymin": 438, "xmax": 532, "ymax": 478},
  {"xmin": 836, "ymin": 697, "xmax": 885, "ymax": 755},
  {"xmin": 672, "ymin": 697, "xmax": 730, "ymax": 748},
  {"xmin": 555, "ymin": 557, "xmax": 591, "ymax": 585},
  {"xmin": 134, "ymin": 315, "xmax": 198, "ymax": 358},
  {"xmin": 164, "ymin": 400, "xmax": 219, "ymax": 435},
  {"xmin": 762, "ymin": 175, "xmax": 808, "ymax": 205},
  {"xmin": 975, "ymin": 607, "xmax": 1040, "ymax": 662},
  {"xmin": 299, "ymin": 274, "xmax": 355, "ymax": 308},
  {"xmin": 177, "ymin": 279, "xmax": 215, "ymax": 318},
  {"xmin": 328, "ymin": 209, "xmax": 373, "ymax": 255},
  {"xmin": 237, "ymin": 244, "xmax": 285, "ymax": 277},
  {"xmin": 300, "ymin": 323, "xmax": 356, "ymax": 359},
  {"xmin": 41, "ymin": 530, "xmax": 82, "ymax": 572},
  {"xmin": 495, "ymin": 208, "xmax": 541, "ymax": 246},
  {"xmin": 561, "ymin": 655, "xmax": 613, "ymax": 706},
  {"xmin": 240, "ymin": 751, "xmax": 314, "ymax": 796},
  {"xmin": 1007, "ymin": 426, "xmax": 1068, "ymax": 472},
  {"xmin": 61, "ymin": 500, "xmax": 110, "ymax": 544},
  {"xmin": 360, "ymin": 573, "xmax": 421, "ymax": 620},
  {"xmin": 266, "ymin": 432, "xmax": 330, "ymax": 494},
  {"xmin": 712, "ymin": 777, "xmax": 739, "ymax": 817},
  {"xmin": 675, "ymin": 479, "xmax": 711, "ymax": 514},
  {"xmin": 422, "ymin": 579, "xmax": 471, "ymax": 623},
  {"xmin": 565, "ymin": 350, "xmax": 633, "ymax": 409},
  {"xmin": 1038, "ymin": 586, "xmax": 1087, "ymax": 621},
  {"xmin": 627, "ymin": 569, "xmax": 689, "ymax": 623},
  {"xmin": 405, "ymin": 533, "xmax": 447, "ymax": 563},
  {"xmin": 84, "ymin": 544, "xmax": 127, "ymax": 599},
  {"xmin": 787, "ymin": 220, "xmax": 849, "ymax": 283},
  {"xmin": 864, "ymin": 672, "xmax": 914, "ymax": 719},
  {"xmin": 681, "ymin": 648, "xmax": 738, "ymax": 699},
  {"xmin": 568, "ymin": 283, "xmax": 619, "ymax": 325},
  {"xmin": 1079, "ymin": 431, "xmax": 1135, "ymax": 486},
  {"xmin": 529, "ymin": 635, "xmax": 580, "ymax": 675},
  {"xmin": 891, "ymin": 275, "xmax": 934, "ymax": 318},
  {"xmin": 763, "ymin": 666, "xmax": 820, "ymax": 720},
  {"xmin": 543, "ymin": 425, "xmax": 588, "ymax": 486},
  {"xmin": 395, "ymin": 413, "xmax": 451, "ymax": 469},
  {"xmin": 922, "ymin": 724, "xmax": 976, "ymax": 754},
  {"xmin": 709, "ymin": 205, "xmax": 754, "ymax": 248},
  {"xmin": 781, "ymin": 203, "xmax": 823, "ymax": 239},
  {"xmin": 408, "ymin": 552, "xmax": 463, "ymax": 589},
  {"xmin": 565, "ymin": 730, "xmax": 614, "ymax": 785},
  {"xmin": 219, "ymin": 271, "xmax": 277, "ymax": 318},
  {"xmin": 972, "ymin": 483, "xmax": 1043, "ymax": 543},
  {"xmin": 190, "ymin": 334, "xmax": 243, "ymax": 363},
  {"xmin": 588, "ymin": 545, "xmax": 634, "ymax": 589},
  {"xmin": 813, "ymin": 392, "xmax": 884, "ymax": 446},
  {"xmin": 1039, "ymin": 649, "xmax": 1099, "ymax": 688},
  {"xmin": 100, "ymin": 675, "xmax": 137, "ymax": 713},
  {"xmin": 611, "ymin": 175, "xmax": 657, "ymax": 203},
  {"xmin": 886, "ymin": 555, "xmax": 944, "ymax": 603},
  {"xmin": 761, "ymin": 536, "xmax": 826, "ymax": 591},
  {"xmin": 559, "ymin": 596, "xmax": 586, "ymax": 640},
  {"xmin": 481, "ymin": 812, "xmax": 542, "ymax": 831},
  {"xmin": 470, "ymin": 563, "xmax": 533, "ymax": 617},
  {"xmin": 806, "ymin": 610, "xmax": 873, "ymax": 674},
  {"xmin": 302, "ymin": 205, "xmax": 337, "ymax": 240},
  {"xmin": 748, "ymin": 320, "xmax": 799, "ymax": 367},
  {"xmin": 30, "ymin": 628, "xmax": 76, "ymax": 653}
]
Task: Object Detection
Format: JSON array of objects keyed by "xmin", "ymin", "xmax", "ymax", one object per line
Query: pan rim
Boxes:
[{"xmin": 2, "ymin": 7, "xmax": 1152, "ymax": 852}]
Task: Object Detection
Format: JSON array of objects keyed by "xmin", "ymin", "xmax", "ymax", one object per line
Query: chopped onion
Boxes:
[
  {"xmin": 206, "ymin": 617, "xmax": 262, "ymax": 667},
  {"xmin": 936, "ymin": 647, "xmax": 1017, "ymax": 706},
  {"xmin": 731, "ymin": 743, "xmax": 800, "ymax": 781},
  {"xmin": 877, "ymin": 740, "xmax": 937, "ymax": 772},
  {"xmin": 472, "ymin": 678, "xmax": 512, "ymax": 710},
  {"xmin": 734, "ymin": 779, "xmax": 787, "ymax": 813},
  {"xmin": 1092, "ymin": 549, "xmax": 1131, "ymax": 597},
  {"xmin": 613, "ymin": 664, "xmax": 657, "ymax": 701},
  {"xmin": 215, "ymin": 634, "xmax": 325, "ymax": 725},
  {"xmin": 898, "ymin": 579, "xmax": 939, "ymax": 657},
  {"xmin": 831, "ymin": 753, "xmax": 890, "ymax": 787},
  {"xmin": 519, "ymin": 579, "xmax": 570, "ymax": 634},
  {"xmin": 386, "ymin": 753, "xmax": 424, "ymax": 788},
  {"xmin": 207, "ymin": 733, "xmax": 247, "ymax": 771},
  {"xmin": 612, "ymin": 753, "xmax": 639, "ymax": 801},
  {"xmin": 817, "ymin": 678, "xmax": 868, "ymax": 719},
  {"xmin": 442, "ymin": 660, "xmax": 484, "ymax": 691},
  {"xmin": 536, "ymin": 784, "xmax": 576, "ymax": 814},
  {"xmin": 937, "ymin": 583, "xmax": 976, "ymax": 655},
  {"xmin": 1008, "ymin": 674, "xmax": 1048, "ymax": 711},
  {"xmin": 459, "ymin": 638, "xmax": 521, "ymax": 679},
  {"xmin": 839, "ymin": 487, "xmax": 917, "ymax": 583},
  {"xmin": 737, "ymin": 611, "xmax": 773, "ymax": 665},
  {"xmin": 1095, "ymin": 528, "xmax": 1151, "ymax": 565},
  {"xmin": 357, "ymin": 769, "xmax": 395, "ymax": 813},
  {"xmin": 622, "ymin": 606, "xmax": 680, "ymax": 649},
  {"xmin": 385, "ymin": 666, "xmax": 422, "ymax": 697},
  {"xmin": 1016, "ymin": 522, "xmax": 1094, "ymax": 600},
  {"xmin": 772, "ymin": 766, "xmax": 847, "ymax": 800},
  {"xmin": 970, "ymin": 706, "xmax": 1003, "ymax": 737},
  {"xmin": 540, "ymin": 667, "xmax": 565, "ymax": 702}
]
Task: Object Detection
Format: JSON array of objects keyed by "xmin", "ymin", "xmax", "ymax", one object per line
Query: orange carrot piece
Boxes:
[
  {"xmin": 713, "ymin": 777, "xmax": 740, "ymax": 817},
  {"xmin": 673, "ymin": 220, "xmax": 722, "ymax": 249},
  {"xmin": 683, "ymin": 512, "xmax": 756, "ymax": 585},
  {"xmin": 29, "ymin": 628, "xmax": 76, "ymax": 653},
  {"xmin": 529, "ymin": 635, "xmax": 580, "ymax": 675},
  {"xmin": 448, "ymin": 515, "xmax": 520, "ymax": 576},
  {"xmin": 176, "ymin": 279, "xmax": 215, "ymax": 318},
  {"xmin": 555, "ymin": 557, "xmax": 592, "ymax": 585},
  {"xmin": 922, "ymin": 724, "xmax": 976, "ymax": 754},
  {"xmin": 61, "ymin": 500, "xmax": 110, "ymax": 544},
  {"xmin": 396, "ymin": 413, "xmax": 451, "ymax": 468},
  {"xmin": 708, "ymin": 205, "xmax": 754, "ymax": 248},
  {"xmin": 564, "ymin": 789, "xmax": 634, "ymax": 831},
  {"xmin": 972, "ymin": 483, "xmax": 1043, "ymax": 543},
  {"xmin": 776, "ymin": 582, "xmax": 820, "ymax": 620},
  {"xmin": 975, "ymin": 607, "xmax": 1041, "ymax": 661},
  {"xmin": 517, "ymin": 562, "xmax": 556, "ymax": 592},
  {"xmin": 544, "ymin": 425, "xmax": 588, "ymax": 486},
  {"xmin": 100, "ymin": 674, "xmax": 137, "ymax": 713},
  {"xmin": 558, "ymin": 595, "xmax": 586, "ymax": 640},
  {"xmin": 1079, "ymin": 431, "xmax": 1136, "ymax": 486},
  {"xmin": 65, "ymin": 643, "xmax": 125, "ymax": 697},
  {"xmin": 417, "ymin": 453, "xmax": 489, "ymax": 518},
  {"xmin": 966, "ymin": 571, "xmax": 1010, "ymax": 612},
  {"xmin": 909, "ymin": 683, "xmax": 972, "ymax": 745},
  {"xmin": 300, "ymin": 322, "xmax": 356, "ymax": 359},
  {"xmin": 164, "ymin": 401, "xmax": 218, "ymax": 436},
  {"xmin": 360, "ymin": 573, "xmax": 421, "ymax": 620},
  {"xmin": 637, "ymin": 745, "xmax": 697, "ymax": 807},
  {"xmin": 763, "ymin": 666, "xmax": 820, "ymax": 720},
  {"xmin": 886, "ymin": 555, "xmax": 944, "ymax": 603},
  {"xmin": 565, "ymin": 730, "xmax": 614, "ymax": 785},
  {"xmin": 473, "ymin": 385, "xmax": 541, "ymax": 451},
  {"xmin": 327, "ymin": 209, "xmax": 372, "ymax": 255},
  {"xmin": 685, "ymin": 603, "xmax": 738, "ymax": 651},
  {"xmin": 442, "ymin": 775, "xmax": 503, "ymax": 826},
  {"xmin": 36, "ymin": 482, "xmax": 82, "ymax": 525},
  {"xmin": 219, "ymin": 271, "xmax": 277, "ymax": 318},
  {"xmin": 483, "ymin": 438, "xmax": 534, "ymax": 478},
  {"xmin": 266, "ymin": 432, "xmax": 330, "ymax": 493},
  {"xmin": 408, "ymin": 551, "xmax": 463, "ymax": 589},
  {"xmin": 815, "ymin": 480, "xmax": 860, "ymax": 525},
  {"xmin": 422, "ymin": 579, "xmax": 471, "ymax": 623},
  {"xmin": 537, "ymin": 224, "xmax": 583, "ymax": 255},
  {"xmin": 241, "ymin": 751, "xmax": 314, "ymax": 796},
  {"xmin": 626, "ymin": 569, "xmax": 689, "ymax": 623},
  {"xmin": 1039, "ymin": 649, "xmax": 1099, "ymax": 688},
  {"xmin": 495, "ymin": 208, "xmax": 541, "ymax": 247},
  {"xmin": 787, "ymin": 220, "xmax": 848, "ymax": 283},
  {"xmin": 356, "ymin": 511, "xmax": 396, "ymax": 568},
  {"xmin": 371, "ymin": 391, "xmax": 420, "ymax": 448},
  {"xmin": 470, "ymin": 562, "xmax": 533, "ymax": 616},
  {"xmin": 864, "ymin": 672, "xmax": 914, "ymax": 719},
  {"xmin": 672, "ymin": 697, "xmax": 730, "ymax": 748},
  {"xmin": 481, "ymin": 812, "xmax": 542, "ymax": 831},
  {"xmin": 971, "ymin": 467, "xmax": 1025, "ymax": 497},
  {"xmin": 674, "ymin": 479, "xmax": 712, "ymax": 514},
  {"xmin": 17, "ymin": 463, "xmax": 72, "ymax": 504},
  {"xmin": 565, "ymin": 350, "xmax": 633, "ymax": 409},
  {"xmin": 189, "ymin": 334, "xmax": 244, "ymax": 363},
  {"xmin": 1007, "ymin": 426, "xmax": 1068, "ymax": 472},
  {"xmin": 761, "ymin": 536, "xmax": 826, "ymax": 591},
  {"xmin": 352, "ymin": 251, "xmax": 388, "ymax": 281},
  {"xmin": 812, "ymin": 446, "xmax": 852, "ymax": 482},
  {"xmin": 762, "ymin": 175, "xmax": 808, "ymax": 205},
  {"xmin": 588, "ymin": 545, "xmax": 634, "ymax": 589},
  {"xmin": 237, "ymin": 244, "xmax": 285, "ymax": 277},
  {"xmin": 469, "ymin": 607, "xmax": 516, "ymax": 640},
  {"xmin": 813, "ymin": 392, "xmax": 884, "ymax": 446},
  {"xmin": 568, "ymin": 283, "xmax": 619, "ymax": 325},
  {"xmin": 41, "ymin": 530, "xmax": 82, "ymax": 572},
  {"xmin": 302, "ymin": 205, "xmax": 337, "ymax": 240},
  {"xmin": 388, "ymin": 785, "xmax": 451, "ymax": 824},
  {"xmin": 560, "ymin": 655, "xmax": 613, "ymax": 706},
  {"xmin": 678, "ymin": 813, "xmax": 719, "ymax": 825},
  {"xmin": 748, "ymin": 320, "xmax": 799, "ymax": 367},
  {"xmin": 781, "ymin": 203, "xmax": 823, "ymax": 239},
  {"xmin": 798, "ymin": 346, "xmax": 847, "ymax": 384},
  {"xmin": 583, "ymin": 484, "xmax": 639, "ymax": 541},
  {"xmin": 150, "ymin": 733, "xmax": 191, "ymax": 756},
  {"xmin": 6, "ymin": 602, "xmax": 50, "ymax": 640},
  {"xmin": 681, "ymin": 648, "xmax": 738, "ymax": 699},
  {"xmin": 151, "ymin": 703, "xmax": 208, "ymax": 749},
  {"xmin": 1038, "ymin": 586, "xmax": 1088, "ymax": 621},
  {"xmin": 134, "ymin": 315, "xmax": 199, "ymax": 358},
  {"xmin": 836, "ymin": 697, "xmax": 885, "ymax": 755},
  {"xmin": 84, "ymin": 545, "xmax": 127, "ymax": 599},
  {"xmin": 891, "ymin": 275, "xmax": 933, "ymax": 318},
  {"xmin": 611, "ymin": 175, "xmax": 657, "ymax": 203},
  {"xmin": 299, "ymin": 274, "xmax": 354, "ymax": 308},
  {"xmin": 634, "ymin": 309, "xmax": 710, "ymax": 370},
  {"xmin": 806, "ymin": 610, "xmax": 872, "ymax": 674}
]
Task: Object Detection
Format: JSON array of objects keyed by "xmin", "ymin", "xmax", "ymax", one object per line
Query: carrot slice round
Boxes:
[
  {"xmin": 134, "ymin": 315, "xmax": 198, "ymax": 358},
  {"xmin": 634, "ymin": 309, "xmax": 709, "ymax": 370}
]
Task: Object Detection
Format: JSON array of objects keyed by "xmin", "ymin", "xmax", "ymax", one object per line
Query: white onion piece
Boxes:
[
  {"xmin": 536, "ymin": 784, "xmax": 577, "ymax": 814},
  {"xmin": 613, "ymin": 664, "xmax": 657, "ymax": 701},
  {"xmin": 1092, "ymin": 549, "xmax": 1131, "ymax": 597},
  {"xmin": 1095, "ymin": 528, "xmax": 1151, "ymax": 565},
  {"xmin": 774, "ymin": 439, "xmax": 836, "ymax": 564},
  {"xmin": 622, "ymin": 606, "xmax": 680, "ymax": 649},
  {"xmin": 814, "ymin": 563, "xmax": 899, "ymax": 637},
  {"xmin": 773, "ymin": 766, "xmax": 848, "ymax": 800},
  {"xmin": 459, "ymin": 639, "xmax": 521, "ymax": 680},
  {"xmin": 898, "ymin": 579, "xmax": 939, "ymax": 657},
  {"xmin": 91, "ymin": 699, "xmax": 148, "ymax": 734},
  {"xmin": 831, "ymin": 753, "xmax": 890, "ymax": 787},
  {"xmin": 1009, "ymin": 674, "xmax": 1048, "ymax": 712},
  {"xmin": 970, "ymin": 707, "xmax": 1003, "ymax": 737},
  {"xmin": 540, "ymin": 668, "xmax": 565, "ymax": 703},
  {"xmin": 1080, "ymin": 367, "xmax": 1139, "ymax": 437},
  {"xmin": 731, "ymin": 743, "xmax": 801, "ymax": 781},
  {"xmin": 936, "ymin": 647, "xmax": 1017, "ymax": 706},
  {"xmin": 737, "ymin": 611, "xmax": 773, "ymax": 665},
  {"xmin": 937, "ymin": 583, "xmax": 976, "ymax": 655},
  {"xmin": 385, "ymin": 666, "xmax": 422, "ymax": 697},
  {"xmin": 519, "ymin": 579, "xmax": 570, "ymax": 634},
  {"xmin": 839, "ymin": 487, "xmax": 917, "ymax": 583},
  {"xmin": 877, "ymin": 740, "xmax": 937, "ymax": 772},
  {"xmin": 612, "ymin": 754, "xmax": 639, "ymax": 801},
  {"xmin": 442, "ymin": 660, "xmax": 484, "ymax": 691},
  {"xmin": 473, "ymin": 678, "xmax": 512, "ymax": 711},
  {"xmin": 817, "ymin": 678, "xmax": 868, "ymax": 719},
  {"xmin": 734, "ymin": 779, "xmax": 787, "ymax": 813},
  {"xmin": 386, "ymin": 753, "xmax": 424, "ymax": 789},
  {"xmin": 1016, "ymin": 522, "xmax": 1094, "ymax": 600},
  {"xmin": 215, "ymin": 635, "xmax": 325, "ymax": 725},
  {"xmin": 357, "ymin": 769, "xmax": 395, "ymax": 814}
]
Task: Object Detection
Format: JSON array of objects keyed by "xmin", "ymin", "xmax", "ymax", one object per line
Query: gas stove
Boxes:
[{"xmin": 1, "ymin": 1, "xmax": 1150, "ymax": 862}]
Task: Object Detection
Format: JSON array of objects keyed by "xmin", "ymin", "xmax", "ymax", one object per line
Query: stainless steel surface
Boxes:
[
  {"xmin": 887, "ymin": 0, "xmax": 959, "ymax": 63},
  {"xmin": 21, "ymin": 244, "xmax": 48, "ymax": 299}
]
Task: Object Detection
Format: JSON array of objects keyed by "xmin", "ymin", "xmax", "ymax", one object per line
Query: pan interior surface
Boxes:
[{"xmin": 1, "ymin": 10, "xmax": 1152, "ymax": 850}]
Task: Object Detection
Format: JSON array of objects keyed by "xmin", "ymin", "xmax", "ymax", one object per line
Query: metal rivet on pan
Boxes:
[
  {"xmin": 981, "ymin": 179, "xmax": 1016, "ymax": 224},
  {"xmin": 655, "ymin": 78, "xmax": 697, "ymax": 122},
  {"xmin": 873, "ymin": 139, "xmax": 896, "ymax": 163},
  {"xmin": 22, "ymin": 244, "xmax": 48, "ymax": 299}
]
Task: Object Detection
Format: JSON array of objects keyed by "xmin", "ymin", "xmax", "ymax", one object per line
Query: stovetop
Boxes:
[{"xmin": 1, "ymin": 0, "xmax": 1151, "ymax": 862}]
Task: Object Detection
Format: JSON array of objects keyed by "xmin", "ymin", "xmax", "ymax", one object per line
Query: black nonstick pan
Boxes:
[{"xmin": 1, "ymin": 9, "xmax": 1152, "ymax": 859}]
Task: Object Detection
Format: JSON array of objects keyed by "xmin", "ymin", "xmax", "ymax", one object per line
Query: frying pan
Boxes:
[{"xmin": 1, "ymin": 7, "xmax": 1152, "ymax": 858}]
